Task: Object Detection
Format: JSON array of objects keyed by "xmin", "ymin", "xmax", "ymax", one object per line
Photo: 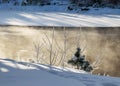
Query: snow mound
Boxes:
[{"xmin": 0, "ymin": 58, "xmax": 120, "ymax": 86}]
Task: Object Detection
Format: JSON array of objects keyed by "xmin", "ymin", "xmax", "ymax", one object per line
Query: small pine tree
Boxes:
[{"xmin": 68, "ymin": 48, "xmax": 93, "ymax": 72}]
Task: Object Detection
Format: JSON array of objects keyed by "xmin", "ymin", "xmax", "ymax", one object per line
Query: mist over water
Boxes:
[
  {"xmin": 0, "ymin": 26, "xmax": 120, "ymax": 77},
  {"xmin": 81, "ymin": 28, "xmax": 120, "ymax": 77}
]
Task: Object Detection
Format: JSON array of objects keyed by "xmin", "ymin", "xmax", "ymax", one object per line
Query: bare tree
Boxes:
[
  {"xmin": 33, "ymin": 42, "xmax": 43, "ymax": 63},
  {"xmin": 49, "ymin": 27, "xmax": 55, "ymax": 66},
  {"xmin": 41, "ymin": 27, "xmax": 55, "ymax": 66},
  {"xmin": 62, "ymin": 27, "xmax": 67, "ymax": 68}
]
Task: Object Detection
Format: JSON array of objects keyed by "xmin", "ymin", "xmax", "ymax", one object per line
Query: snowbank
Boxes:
[
  {"xmin": 0, "ymin": 5, "xmax": 120, "ymax": 27},
  {"xmin": 0, "ymin": 58, "xmax": 120, "ymax": 86}
]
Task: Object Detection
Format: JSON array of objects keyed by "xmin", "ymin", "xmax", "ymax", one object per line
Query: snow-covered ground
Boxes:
[
  {"xmin": 0, "ymin": 58, "xmax": 120, "ymax": 86},
  {"xmin": 0, "ymin": 5, "xmax": 120, "ymax": 27}
]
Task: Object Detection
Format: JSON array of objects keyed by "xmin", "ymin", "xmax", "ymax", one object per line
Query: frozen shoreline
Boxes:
[{"xmin": 0, "ymin": 6, "xmax": 120, "ymax": 27}]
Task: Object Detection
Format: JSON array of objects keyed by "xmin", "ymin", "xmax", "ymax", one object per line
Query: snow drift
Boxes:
[{"xmin": 0, "ymin": 58, "xmax": 120, "ymax": 86}]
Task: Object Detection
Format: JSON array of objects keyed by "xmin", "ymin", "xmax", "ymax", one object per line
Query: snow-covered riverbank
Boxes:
[
  {"xmin": 0, "ymin": 58, "xmax": 120, "ymax": 86},
  {"xmin": 0, "ymin": 5, "xmax": 120, "ymax": 27}
]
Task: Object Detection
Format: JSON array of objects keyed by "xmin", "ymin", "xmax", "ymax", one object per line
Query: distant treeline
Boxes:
[
  {"xmin": 70, "ymin": 0, "xmax": 120, "ymax": 7},
  {"xmin": 0, "ymin": 0, "xmax": 120, "ymax": 7}
]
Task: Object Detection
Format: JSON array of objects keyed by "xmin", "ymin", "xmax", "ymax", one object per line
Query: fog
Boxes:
[{"xmin": 0, "ymin": 26, "xmax": 120, "ymax": 77}]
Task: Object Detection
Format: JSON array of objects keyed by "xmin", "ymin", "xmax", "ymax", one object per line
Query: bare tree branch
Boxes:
[{"xmin": 49, "ymin": 26, "xmax": 55, "ymax": 66}]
